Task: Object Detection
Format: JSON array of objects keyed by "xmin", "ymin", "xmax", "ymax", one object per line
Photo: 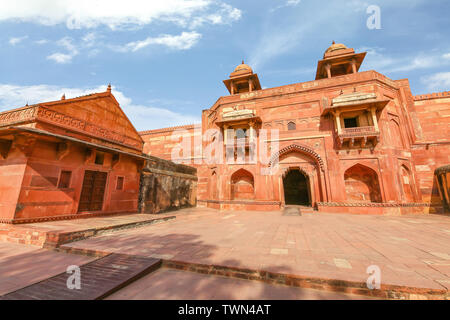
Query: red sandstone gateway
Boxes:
[{"xmin": 141, "ymin": 42, "xmax": 450, "ymax": 215}]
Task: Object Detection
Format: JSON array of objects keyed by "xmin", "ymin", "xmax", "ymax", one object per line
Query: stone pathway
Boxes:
[
  {"xmin": 60, "ymin": 207, "xmax": 450, "ymax": 297},
  {"xmin": 2, "ymin": 253, "xmax": 160, "ymax": 300},
  {"xmin": 107, "ymin": 268, "xmax": 376, "ymax": 300},
  {"xmin": 0, "ymin": 242, "xmax": 94, "ymax": 296},
  {"xmin": 0, "ymin": 212, "xmax": 176, "ymax": 247}
]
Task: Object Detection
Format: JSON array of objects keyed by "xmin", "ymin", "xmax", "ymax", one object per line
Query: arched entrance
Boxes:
[{"xmin": 283, "ymin": 169, "xmax": 311, "ymax": 206}]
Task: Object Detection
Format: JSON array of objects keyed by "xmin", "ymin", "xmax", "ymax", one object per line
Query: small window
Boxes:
[
  {"xmin": 287, "ymin": 122, "xmax": 296, "ymax": 131},
  {"xmin": 344, "ymin": 117, "xmax": 358, "ymax": 128},
  {"xmin": 95, "ymin": 152, "xmax": 105, "ymax": 165},
  {"xmin": 116, "ymin": 176, "xmax": 124, "ymax": 190},
  {"xmin": 58, "ymin": 171, "xmax": 72, "ymax": 189}
]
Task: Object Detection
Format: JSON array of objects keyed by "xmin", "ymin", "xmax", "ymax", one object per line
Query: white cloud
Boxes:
[
  {"xmin": 9, "ymin": 36, "xmax": 28, "ymax": 45},
  {"xmin": 270, "ymin": 0, "xmax": 301, "ymax": 13},
  {"xmin": 34, "ymin": 39, "xmax": 49, "ymax": 45},
  {"xmin": 443, "ymin": 53, "xmax": 450, "ymax": 59},
  {"xmin": 0, "ymin": 83, "xmax": 199, "ymax": 130},
  {"xmin": 358, "ymin": 46, "xmax": 450, "ymax": 73},
  {"xmin": 0, "ymin": 0, "xmax": 241, "ymax": 30},
  {"xmin": 189, "ymin": 3, "xmax": 241, "ymax": 28},
  {"xmin": 46, "ymin": 53, "xmax": 73, "ymax": 64},
  {"xmin": 421, "ymin": 72, "xmax": 450, "ymax": 93},
  {"xmin": 46, "ymin": 37, "xmax": 79, "ymax": 64},
  {"xmin": 122, "ymin": 31, "xmax": 202, "ymax": 52}
]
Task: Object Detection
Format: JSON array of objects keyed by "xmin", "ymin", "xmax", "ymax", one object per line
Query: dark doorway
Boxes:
[
  {"xmin": 78, "ymin": 170, "xmax": 108, "ymax": 212},
  {"xmin": 283, "ymin": 169, "xmax": 311, "ymax": 206}
]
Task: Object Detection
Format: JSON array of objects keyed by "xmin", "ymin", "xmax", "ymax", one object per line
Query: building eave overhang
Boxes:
[
  {"xmin": 0, "ymin": 126, "xmax": 149, "ymax": 161},
  {"xmin": 322, "ymin": 93, "xmax": 390, "ymax": 116}
]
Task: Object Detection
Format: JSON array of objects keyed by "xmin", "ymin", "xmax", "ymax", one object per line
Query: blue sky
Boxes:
[{"xmin": 1, "ymin": 0, "xmax": 449, "ymax": 130}]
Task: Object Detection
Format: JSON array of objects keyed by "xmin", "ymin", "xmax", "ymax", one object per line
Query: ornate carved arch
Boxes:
[{"xmin": 269, "ymin": 144, "xmax": 325, "ymax": 171}]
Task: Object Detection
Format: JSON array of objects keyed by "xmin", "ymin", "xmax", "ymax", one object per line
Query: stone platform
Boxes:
[
  {"xmin": 57, "ymin": 207, "xmax": 450, "ymax": 300},
  {"xmin": 1, "ymin": 253, "xmax": 161, "ymax": 300},
  {"xmin": 0, "ymin": 213, "xmax": 176, "ymax": 248}
]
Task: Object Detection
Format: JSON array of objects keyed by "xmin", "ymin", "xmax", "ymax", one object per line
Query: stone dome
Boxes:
[
  {"xmin": 234, "ymin": 61, "xmax": 253, "ymax": 73},
  {"xmin": 325, "ymin": 41, "xmax": 348, "ymax": 54}
]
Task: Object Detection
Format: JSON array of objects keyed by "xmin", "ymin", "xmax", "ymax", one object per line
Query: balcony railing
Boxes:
[
  {"xmin": 340, "ymin": 126, "xmax": 378, "ymax": 136},
  {"xmin": 337, "ymin": 126, "xmax": 380, "ymax": 147}
]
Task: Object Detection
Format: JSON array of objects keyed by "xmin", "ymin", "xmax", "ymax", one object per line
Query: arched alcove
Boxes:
[
  {"xmin": 344, "ymin": 164, "xmax": 382, "ymax": 203},
  {"xmin": 389, "ymin": 119, "xmax": 404, "ymax": 148},
  {"xmin": 231, "ymin": 169, "xmax": 255, "ymax": 200},
  {"xmin": 400, "ymin": 165, "xmax": 414, "ymax": 202}
]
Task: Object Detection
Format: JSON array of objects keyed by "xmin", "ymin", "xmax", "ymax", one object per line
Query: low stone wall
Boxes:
[
  {"xmin": 139, "ymin": 155, "xmax": 197, "ymax": 214},
  {"xmin": 317, "ymin": 202, "xmax": 431, "ymax": 215}
]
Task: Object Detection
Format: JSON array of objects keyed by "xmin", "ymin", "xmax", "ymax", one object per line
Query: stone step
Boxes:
[
  {"xmin": 1, "ymin": 254, "xmax": 161, "ymax": 300},
  {"xmin": 0, "ymin": 214, "xmax": 176, "ymax": 248}
]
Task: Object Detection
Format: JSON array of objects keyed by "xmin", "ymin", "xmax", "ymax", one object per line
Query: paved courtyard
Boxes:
[
  {"xmin": 61, "ymin": 207, "xmax": 450, "ymax": 293},
  {"xmin": 0, "ymin": 242, "xmax": 94, "ymax": 295},
  {"xmin": 106, "ymin": 268, "xmax": 375, "ymax": 300}
]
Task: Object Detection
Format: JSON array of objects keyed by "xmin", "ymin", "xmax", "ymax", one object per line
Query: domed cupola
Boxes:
[
  {"xmin": 223, "ymin": 60, "xmax": 262, "ymax": 95},
  {"xmin": 315, "ymin": 41, "xmax": 367, "ymax": 80}
]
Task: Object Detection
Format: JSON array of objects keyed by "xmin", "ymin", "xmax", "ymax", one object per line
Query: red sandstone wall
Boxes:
[
  {"xmin": 141, "ymin": 125, "xmax": 201, "ymax": 161},
  {"xmin": 140, "ymin": 71, "xmax": 449, "ymax": 214},
  {"xmin": 0, "ymin": 154, "xmax": 27, "ymax": 221},
  {"xmin": 14, "ymin": 140, "xmax": 140, "ymax": 221},
  {"xmin": 409, "ymin": 94, "xmax": 450, "ymax": 211}
]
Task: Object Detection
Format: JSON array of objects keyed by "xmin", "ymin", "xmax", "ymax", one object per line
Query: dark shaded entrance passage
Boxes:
[{"xmin": 283, "ymin": 170, "xmax": 311, "ymax": 206}]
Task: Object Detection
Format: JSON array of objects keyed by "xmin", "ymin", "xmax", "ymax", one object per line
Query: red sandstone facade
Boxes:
[
  {"xmin": 0, "ymin": 86, "xmax": 145, "ymax": 223},
  {"xmin": 141, "ymin": 43, "xmax": 450, "ymax": 215}
]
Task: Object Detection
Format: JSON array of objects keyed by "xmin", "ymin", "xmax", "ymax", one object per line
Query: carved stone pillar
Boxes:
[
  {"xmin": 325, "ymin": 63, "xmax": 332, "ymax": 78},
  {"xmin": 334, "ymin": 110, "xmax": 342, "ymax": 134},
  {"xmin": 351, "ymin": 59, "xmax": 357, "ymax": 73},
  {"xmin": 371, "ymin": 107, "xmax": 379, "ymax": 131}
]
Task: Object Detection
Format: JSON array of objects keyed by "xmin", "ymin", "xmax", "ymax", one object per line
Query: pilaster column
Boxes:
[
  {"xmin": 249, "ymin": 121, "xmax": 255, "ymax": 143},
  {"xmin": 325, "ymin": 63, "xmax": 332, "ymax": 78},
  {"xmin": 334, "ymin": 110, "xmax": 342, "ymax": 134},
  {"xmin": 249, "ymin": 79, "xmax": 253, "ymax": 92},
  {"xmin": 370, "ymin": 107, "xmax": 379, "ymax": 131},
  {"xmin": 223, "ymin": 125, "xmax": 229, "ymax": 145},
  {"xmin": 351, "ymin": 59, "xmax": 357, "ymax": 73}
]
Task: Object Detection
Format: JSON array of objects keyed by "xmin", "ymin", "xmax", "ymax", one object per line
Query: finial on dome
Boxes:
[
  {"xmin": 61, "ymin": 93, "xmax": 66, "ymax": 100},
  {"xmin": 107, "ymin": 83, "xmax": 111, "ymax": 93},
  {"xmin": 332, "ymin": 40, "xmax": 335, "ymax": 44},
  {"xmin": 242, "ymin": 60, "xmax": 245, "ymax": 64}
]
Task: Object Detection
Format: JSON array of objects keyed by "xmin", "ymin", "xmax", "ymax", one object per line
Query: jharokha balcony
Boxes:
[
  {"xmin": 321, "ymin": 91, "xmax": 389, "ymax": 148},
  {"xmin": 337, "ymin": 125, "xmax": 380, "ymax": 147}
]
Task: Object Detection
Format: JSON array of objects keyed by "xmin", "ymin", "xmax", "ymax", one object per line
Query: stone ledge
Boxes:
[
  {"xmin": 162, "ymin": 260, "xmax": 449, "ymax": 300},
  {"xmin": 317, "ymin": 202, "xmax": 429, "ymax": 207},
  {"xmin": 198, "ymin": 199, "xmax": 281, "ymax": 205}
]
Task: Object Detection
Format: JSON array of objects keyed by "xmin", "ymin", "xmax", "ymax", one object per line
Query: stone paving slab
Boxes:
[
  {"xmin": 0, "ymin": 212, "xmax": 176, "ymax": 247},
  {"xmin": 1, "ymin": 253, "xmax": 161, "ymax": 300},
  {"xmin": 107, "ymin": 268, "xmax": 377, "ymax": 300},
  {"xmin": 60, "ymin": 207, "xmax": 450, "ymax": 299},
  {"xmin": 0, "ymin": 242, "xmax": 95, "ymax": 296}
]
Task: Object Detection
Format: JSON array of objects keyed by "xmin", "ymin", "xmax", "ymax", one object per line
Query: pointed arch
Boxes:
[
  {"xmin": 269, "ymin": 144, "xmax": 324, "ymax": 171},
  {"xmin": 231, "ymin": 168, "xmax": 255, "ymax": 200},
  {"xmin": 399, "ymin": 164, "xmax": 414, "ymax": 202},
  {"xmin": 344, "ymin": 164, "xmax": 382, "ymax": 203}
]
